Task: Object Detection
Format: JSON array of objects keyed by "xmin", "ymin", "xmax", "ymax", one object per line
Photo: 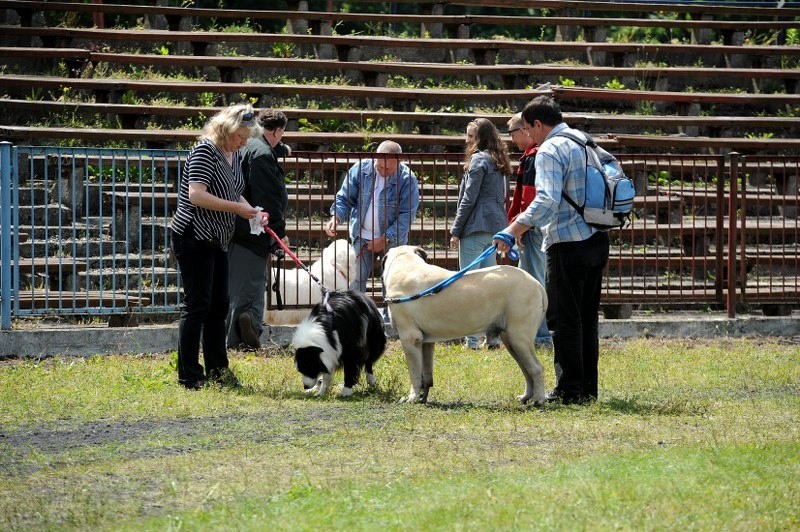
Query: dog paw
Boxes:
[
  {"xmin": 398, "ymin": 393, "xmax": 418, "ymax": 404},
  {"xmin": 519, "ymin": 393, "xmax": 546, "ymax": 407},
  {"xmin": 339, "ymin": 386, "xmax": 354, "ymax": 398},
  {"xmin": 517, "ymin": 393, "xmax": 532, "ymax": 403},
  {"xmin": 366, "ymin": 373, "xmax": 377, "ymax": 387}
]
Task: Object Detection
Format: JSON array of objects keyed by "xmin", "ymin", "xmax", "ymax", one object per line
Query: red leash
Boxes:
[{"xmin": 261, "ymin": 217, "xmax": 331, "ymax": 295}]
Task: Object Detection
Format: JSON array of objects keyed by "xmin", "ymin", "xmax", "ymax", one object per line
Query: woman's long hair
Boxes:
[{"xmin": 463, "ymin": 118, "xmax": 512, "ymax": 175}]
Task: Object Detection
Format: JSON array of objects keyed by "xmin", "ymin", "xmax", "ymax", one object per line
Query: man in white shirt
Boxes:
[{"xmin": 325, "ymin": 141, "xmax": 420, "ymax": 298}]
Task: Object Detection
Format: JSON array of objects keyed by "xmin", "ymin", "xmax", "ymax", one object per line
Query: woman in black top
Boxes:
[{"xmin": 170, "ymin": 104, "xmax": 265, "ymax": 390}]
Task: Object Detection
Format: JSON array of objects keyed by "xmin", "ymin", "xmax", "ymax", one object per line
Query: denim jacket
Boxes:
[{"xmin": 330, "ymin": 159, "xmax": 420, "ymax": 247}]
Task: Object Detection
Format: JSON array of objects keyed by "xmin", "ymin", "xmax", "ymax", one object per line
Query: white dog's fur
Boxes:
[
  {"xmin": 383, "ymin": 245, "xmax": 548, "ymax": 405},
  {"xmin": 293, "ymin": 317, "xmax": 341, "ymax": 396},
  {"xmin": 267, "ymin": 239, "xmax": 356, "ymax": 312}
]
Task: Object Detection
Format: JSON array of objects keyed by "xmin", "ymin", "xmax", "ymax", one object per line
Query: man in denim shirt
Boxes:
[
  {"xmin": 494, "ymin": 96, "xmax": 610, "ymax": 405},
  {"xmin": 325, "ymin": 141, "xmax": 420, "ymax": 300}
]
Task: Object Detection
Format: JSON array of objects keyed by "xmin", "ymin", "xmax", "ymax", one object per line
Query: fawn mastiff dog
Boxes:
[{"xmin": 383, "ymin": 245, "xmax": 548, "ymax": 405}]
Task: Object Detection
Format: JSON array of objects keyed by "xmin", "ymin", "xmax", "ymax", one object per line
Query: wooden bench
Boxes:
[
  {"xmin": 553, "ymin": 86, "xmax": 800, "ymax": 113},
  {"xmin": 282, "ymin": 245, "xmax": 743, "ymax": 277},
  {"xmin": 8, "ymin": 48, "xmax": 789, "ymax": 93},
  {"xmin": 0, "ymin": 45, "xmax": 89, "ymax": 60},
  {"xmin": 6, "ymin": 43, "xmax": 795, "ymax": 74},
  {"xmin": 0, "ymin": 73, "xmax": 550, "ymax": 114},
  {"xmin": 5, "ymin": 122, "xmax": 798, "ymax": 154},
  {"xmin": 3, "ymin": 25, "xmax": 798, "ymax": 74},
  {"xmin": 279, "ymin": 214, "xmax": 800, "ymax": 252},
  {"xmin": 2, "ymin": 98, "xmax": 799, "ymax": 138},
  {"xmin": 666, "ymin": 188, "xmax": 800, "ymax": 209},
  {"xmin": 5, "ymin": 0, "xmax": 797, "ymax": 21},
  {"xmin": 1, "ymin": 71, "xmax": 796, "ymax": 124},
  {"xmin": 277, "ymin": 248, "xmax": 795, "ymax": 317},
  {"xmin": 2, "ymin": 25, "xmax": 798, "ymax": 89},
  {"xmin": 612, "ymin": 134, "xmax": 800, "ymax": 153},
  {"xmin": 0, "ymin": 124, "xmax": 591, "ymax": 151},
  {"xmin": 601, "ymin": 285, "xmax": 800, "ymax": 317},
  {"xmin": 3, "ymin": 0, "xmax": 796, "ymax": 44},
  {"xmin": 337, "ymin": 0, "xmax": 799, "ymax": 17}
]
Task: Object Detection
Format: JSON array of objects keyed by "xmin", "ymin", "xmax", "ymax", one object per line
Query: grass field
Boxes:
[{"xmin": 0, "ymin": 337, "xmax": 798, "ymax": 531}]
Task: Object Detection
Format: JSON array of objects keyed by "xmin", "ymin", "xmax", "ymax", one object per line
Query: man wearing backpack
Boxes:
[{"xmin": 493, "ymin": 96, "xmax": 609, "ymax": 405}]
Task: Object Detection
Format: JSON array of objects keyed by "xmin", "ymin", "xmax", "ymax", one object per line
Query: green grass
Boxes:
[{"xmin": 0, "ymin": 338, "xmax": 798, "ymax": 530}]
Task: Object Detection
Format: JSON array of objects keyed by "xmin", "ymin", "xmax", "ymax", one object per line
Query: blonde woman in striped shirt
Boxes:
[{"xmin": 170, "ymin": 104, "xmax": 265, "ymax": 390}]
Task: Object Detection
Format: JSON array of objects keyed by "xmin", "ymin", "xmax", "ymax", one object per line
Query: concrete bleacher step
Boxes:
[
  {"xmin": 15, "ymin": 238, "xmax": 129, "ymax": 259},
  {"xmin": 87, "ymin": 253, "xmax": 173, "ymax": 270},
  {"xmin": 12, "ymin": 204, "xmax": 73, "ymax": 225},
  {"xmin": 15, "ymin": 222, "xmax": 105, "ymax": 241},
  {"xmin": 73, "ymin": 268, "xmax": 180, "ymax": 291},
  {"xmin": 8, "ymin": 290, "xmax": 152, "ymax": 311}
]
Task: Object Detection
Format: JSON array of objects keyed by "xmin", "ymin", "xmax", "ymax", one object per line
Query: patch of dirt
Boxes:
[{"xmin": 0, "ymin": 404, "xmax": 400, "ymax": 472}]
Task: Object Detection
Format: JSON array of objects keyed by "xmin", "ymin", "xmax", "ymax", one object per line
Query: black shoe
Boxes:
[
  {"xmin": 181, "ymin": 378, "xmax": 207, "ymax": 391},
  {"xmin": 208, "ymin": 367, "xmax": 240, "ymax": 388},
  {"xmin": 545, "ymin": 389, "xmax": 584, "ymax": 405},
  {"xmin": 545, "ymin": 389, "xmax": 561, "ymax": 403},
  {"xmin": 238, "ymin": 313, "xmax": 261, "ymax": 349}
]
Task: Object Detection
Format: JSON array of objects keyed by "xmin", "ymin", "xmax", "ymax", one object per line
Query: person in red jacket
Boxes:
[{"xmin": 506, "ymin": 113, "xmax": 552, "ymax": 348}]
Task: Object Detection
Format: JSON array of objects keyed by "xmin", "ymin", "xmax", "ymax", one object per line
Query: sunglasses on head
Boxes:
[{"xmin": 240, "ymin": 110, "xmax": 255, "ymax": 122}]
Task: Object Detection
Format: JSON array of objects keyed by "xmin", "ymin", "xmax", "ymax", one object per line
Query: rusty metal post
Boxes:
[
  {"xmin": 92, "ymin": 0, "xmax": 104, "ymax": 29},
  {"xmin": 727, "ymin": 153, "xmax": 739, "ymax": 318}
]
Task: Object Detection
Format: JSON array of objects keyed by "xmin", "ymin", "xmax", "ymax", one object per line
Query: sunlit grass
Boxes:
[{"xmin": 0, "ymin": 338, "xmax": 797, "ymax": 530}]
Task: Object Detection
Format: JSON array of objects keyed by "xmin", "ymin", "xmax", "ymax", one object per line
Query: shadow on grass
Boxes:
[
  {"xmin": 600, "ymin": 395, "xmax": 707, "ymax": 416},
  {"xmin": 419, "ymin": 399, "xmax": 545, "ymax": 413},
  {"xmin": 416, "ymin": 396, "xmax": 706, "ymax": 416}
]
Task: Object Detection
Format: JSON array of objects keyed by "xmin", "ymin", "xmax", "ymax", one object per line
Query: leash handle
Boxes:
[
  {"xmin": 493, "ymin": 231, "xmax": 520, "ymax": 261},
  {"xmin": 271, "ymin": 251, "xmax": 284, "ymax": 310}
]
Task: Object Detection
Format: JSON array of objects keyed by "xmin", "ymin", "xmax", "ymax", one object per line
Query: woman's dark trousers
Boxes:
[{"xmin": 171, "ymin": 230, "xmax": 231, "ymax": 385}]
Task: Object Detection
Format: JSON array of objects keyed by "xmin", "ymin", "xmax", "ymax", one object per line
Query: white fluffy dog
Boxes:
[
  {"xmin": 383, "ymin": 245, "xmax": 548, "ymax": 406},
  {"xmin": 270, "ymin": 239, "xmax": 356, "ymax": 307}
]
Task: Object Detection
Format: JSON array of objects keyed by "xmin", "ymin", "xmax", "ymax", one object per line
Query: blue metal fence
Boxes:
[
  {"xmin": 1, "ymin": 143, "xmax": 12, "ymax": 329},
  {"xmin": 2, "ymin": 144, "xmax": 800, "ymax": 329},
  {"xmin": 1, "ymin": 144, "xmax": 187, "ymax": 326}
]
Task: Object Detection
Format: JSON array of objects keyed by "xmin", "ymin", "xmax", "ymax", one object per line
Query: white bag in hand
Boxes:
[{"xmin": 249, "ymin": 207, "xmax": 268, "ymax": 235}]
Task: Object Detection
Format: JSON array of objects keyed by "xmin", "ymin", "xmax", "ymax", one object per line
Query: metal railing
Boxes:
[{"xmin": 2, "ymin": 143, "xmax": 799, "ymax": 329}]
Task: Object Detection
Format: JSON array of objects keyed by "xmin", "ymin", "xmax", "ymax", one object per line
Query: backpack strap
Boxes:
[{"xmin": 553, "ymin": 131, "xmax": 591, "ymax": 212}]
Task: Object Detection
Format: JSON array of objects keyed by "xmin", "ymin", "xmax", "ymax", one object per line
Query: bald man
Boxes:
[{"xmin": 325, "ymin": 141, "xmax": 420, "ymax": 304}]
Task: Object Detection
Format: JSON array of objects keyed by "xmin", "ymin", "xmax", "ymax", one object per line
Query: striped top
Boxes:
[{"xmin": 170, "ymin": 139, "xmax": 245, "ymax": 249}]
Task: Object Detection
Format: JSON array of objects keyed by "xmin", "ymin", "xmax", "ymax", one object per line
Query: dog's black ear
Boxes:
[{"xmin": 414, "ymin": 247, "xmax": 428, "ymax": 261}]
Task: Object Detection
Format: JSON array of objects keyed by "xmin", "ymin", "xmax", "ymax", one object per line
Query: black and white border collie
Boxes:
[{"xmin": 292, "ymin": 290, "xmax": 387, "ymax": 397}]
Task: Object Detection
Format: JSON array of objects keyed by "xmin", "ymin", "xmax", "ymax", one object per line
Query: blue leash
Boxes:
[{"xmin": 384, "ymin": 232, "xmax": 519, "ymax": 304}]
